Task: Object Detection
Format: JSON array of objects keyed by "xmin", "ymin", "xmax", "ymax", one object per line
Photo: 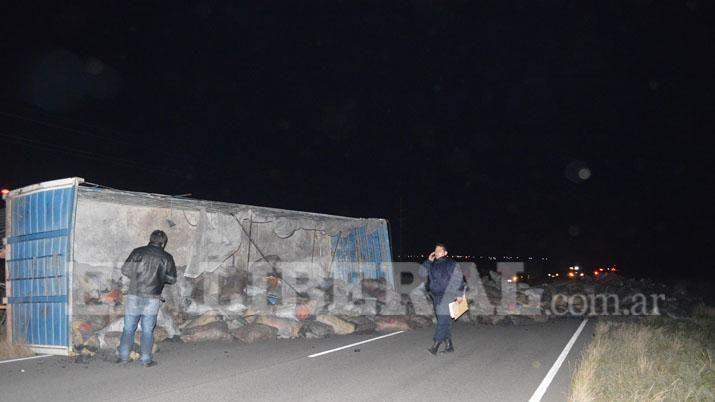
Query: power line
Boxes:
[
  {"xmin": 0, "ymin": 110, "xmax": 137, "ymax": 146},
  {"xmin": 0, "ymin": 130, "xmax": 189, "ymax": 178},
  {"xmin": 0, "ymin": 109, "xmax": 217, "ymax": 170}
]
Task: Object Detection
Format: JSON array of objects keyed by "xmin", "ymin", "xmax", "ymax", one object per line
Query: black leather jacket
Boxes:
[{"xmin": 121, "ymin": 242, "xmax": 177, "ymax": 297}]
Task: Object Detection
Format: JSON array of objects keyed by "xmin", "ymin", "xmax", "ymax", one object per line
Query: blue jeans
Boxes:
[
  {"xmin": 432, "ymin": 293, "xmax": 453, "ymax": 342},
  {"xmin": 118, "ymin": 295, "xmax": 162, "ymax": 364}
]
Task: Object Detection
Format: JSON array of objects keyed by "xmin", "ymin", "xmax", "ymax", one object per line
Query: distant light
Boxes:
[
  {"xmin": 579, "ymin": 273, "xmax": 584, "ymax": 277},
  {"xmin": 578, "ymin": 168, "xmax": 591, "ymax": 180},
  {"xmin": 574, "ymin": 266, "xmax": 580, "ymax": 271},
  {"xmin": 1, "ymin": 188, "xmax": 9, "ymax": 196},
  {"xmin": 512, "ymin": 275, "xmax": 518, "ymax": 282}
]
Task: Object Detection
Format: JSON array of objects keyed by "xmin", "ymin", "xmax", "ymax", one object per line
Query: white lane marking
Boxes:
[
  {"xmin": 528, "ymin": 318, "xmax": 589, "ymax": 402},
  {"xmin": 308, "ymin": 331, "xmax": 405, "ymax": 358},
  {"xmin": 0, "ymin": 354, "xmax": 52, "ymax": 364}
]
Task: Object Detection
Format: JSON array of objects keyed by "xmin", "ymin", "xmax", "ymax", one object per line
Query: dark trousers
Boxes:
[{"xmin": 431, "ymin": 293, "xmax": 453, "ymax": 342}]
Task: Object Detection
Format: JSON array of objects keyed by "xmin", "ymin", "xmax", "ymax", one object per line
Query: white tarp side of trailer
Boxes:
[
  {"xmin": 76, "ymin": 186, "xmax": 384, "ymax": 235},
  {"xmin": 73, "ymin": 197, "xmax": 198, "ymax": 267},
  {"xmin": 74, "ymin": 187, "xmax": 388, "ymax": 277},
  {"xmin": 184, "ymin": 207, "xmax": 245, "ymax": 278},
  {"xmin": 72, "ymin": 189, "xmax": 391, "ymax": 282}
]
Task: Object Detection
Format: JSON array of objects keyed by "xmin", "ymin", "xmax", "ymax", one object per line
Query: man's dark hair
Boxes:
[
  {"xmin": 435, "ymin": 242, "xmax": 448, "ymax": 252},
  {"xmin": 150, "ymin": 230, "xmax": 168, "ymax": 247}
]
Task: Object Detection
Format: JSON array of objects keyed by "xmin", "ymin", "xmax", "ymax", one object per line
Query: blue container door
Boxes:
[
  {"xmin": 6, "ymin": 184, "xmax": 76, "ymax": 349},
  {"xmin": 331, "ymin": 221, "xmax": 394, "ymax": 286}
]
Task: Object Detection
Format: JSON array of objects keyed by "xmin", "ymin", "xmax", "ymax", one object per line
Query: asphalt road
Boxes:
[{"xmin": 0, "ymin": 318, "xmax": 594, "ymax": 402}]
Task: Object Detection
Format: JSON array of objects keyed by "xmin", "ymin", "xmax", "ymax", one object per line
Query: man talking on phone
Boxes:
[{"xmin": 422, "ymin": 243, "xmax": 465, "ymax": 355}]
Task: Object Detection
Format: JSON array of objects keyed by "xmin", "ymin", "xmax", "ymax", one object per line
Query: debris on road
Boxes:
[
  {"xmin": 255, "ymin": 316, "xmax": 302, "ymax": 339},
  {"xmin": 375, "ymin": 316, "xmax": 411, "ymax": 332},
  {"xmin": 298, "ymin": 321, "xmax": 334, "ymax": 339},
  {"xmin": 316, "ymin": 314, "xmax": 356, "ymax": 335},
  {"xmin": 232, "ymin": 323, "xmax": 278, "ymax": 343},
  {"xmin": 180, "ymin": 321, "xmax": 232, "ymax": 343},
  {"xmin": 339, "ymin": 315, "xmax": 376, "ymax": 333}
]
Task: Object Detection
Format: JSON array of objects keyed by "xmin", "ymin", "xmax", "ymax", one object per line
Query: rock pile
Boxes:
[
  {"xmin": 71, "ymin": 270, "xmax": 697, "ymax": 360},
  {"xmin": 73, "ymin": 276, "xmax": 437, "ymax": 358}
]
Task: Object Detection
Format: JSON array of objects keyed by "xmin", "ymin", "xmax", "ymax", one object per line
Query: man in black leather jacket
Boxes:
[{"xmin": 117, "ymin": 230, "xmax": 177, "ymax": 366}]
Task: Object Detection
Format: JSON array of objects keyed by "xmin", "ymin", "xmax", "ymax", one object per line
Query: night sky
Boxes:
[{"xmin": 2, "ymin": 1, "xmax": 713, "ymax": 280}]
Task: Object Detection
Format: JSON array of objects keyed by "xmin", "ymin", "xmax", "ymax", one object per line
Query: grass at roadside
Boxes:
[
  {"xmin": 570, "ymin": 305, "xmax": 715, "ymax": 401},
  {"xmin": 0, "ymin": 313, "xmax": 34, "ymax": 360}
]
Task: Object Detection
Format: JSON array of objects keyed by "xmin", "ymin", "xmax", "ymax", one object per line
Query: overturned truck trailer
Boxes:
[{"xmin": 3, "ymin": 178, "xmax": 394, "ymax": 355}]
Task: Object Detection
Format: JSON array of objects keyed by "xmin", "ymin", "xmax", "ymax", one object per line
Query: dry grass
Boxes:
[
  {"xmin": 0, "ymin": 338, "xmax": 34, "ymax": 360},
  {"xmin": 570, "ymin": 309, "xmax": 715, "ymax": 401},
  {"xmin": 0, "ymin": 315, "xmax": 35, "ymax": 360}
]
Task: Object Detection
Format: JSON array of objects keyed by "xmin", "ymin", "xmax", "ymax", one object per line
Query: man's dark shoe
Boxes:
[
  {"xmin": 442, "ymin": 338, "xmax": 454, "ymax": 353},
  {"xmin": 115, "ymin": 358, "xmax": 129, "ymax": 364},
  {"xmin": 427, "ymin": 341, "xmax": 441, "ymax": 355},
  {"xmin": 141, "ymin": 361, "xmax": 158, "ymax": 368}
]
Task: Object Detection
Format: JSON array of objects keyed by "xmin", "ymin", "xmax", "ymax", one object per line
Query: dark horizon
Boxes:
[{"xmin": 2, "ymin": 1, "xmax": 713, "ymax": 281}]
